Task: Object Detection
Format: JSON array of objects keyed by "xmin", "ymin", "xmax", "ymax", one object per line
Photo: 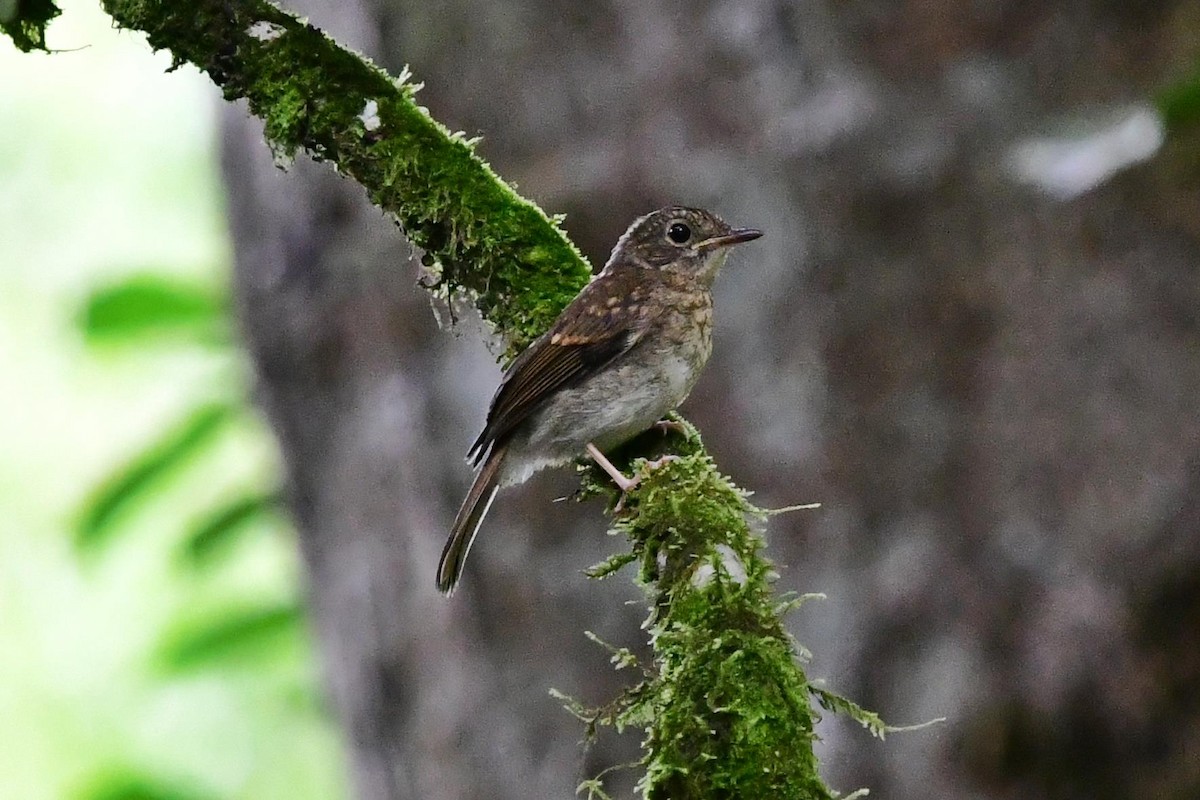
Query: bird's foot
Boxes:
[
  {"xmin": 643, "ymin": 454, "xmax": 681, "ymax": 471},
  {"xmin": 586, "ymin": 443, "xmax": 639, "ymax": 492},
  {"xmin": 586, "ymin": 443, "xmax": 682, "ymax": 513},
  {"xmin": 586, "ymin": 442, "xmax": 639, "ymax": 513},
  {"xmin": 652, "ymin": 419, "xmax": 689, "ymax": 437},
  {"xmin": 612, "ymin": 455, "xmax": 681, "ymax": 513},
  {"xmin": 585, "ymin": 443, "xmax": 681, "ymax": 513}
]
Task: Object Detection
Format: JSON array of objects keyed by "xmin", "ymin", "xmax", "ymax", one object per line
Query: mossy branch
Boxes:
[
  {"xmin": 102, "ymin": 0, "xmax": 591, "ymax": 354},
  {"xmin": 5, "ymin": 3, "xmax": 860, "ymax": 797},
  {"xmin": 571, "ymin": 419, "xmax": 836, "ymax": 798}
]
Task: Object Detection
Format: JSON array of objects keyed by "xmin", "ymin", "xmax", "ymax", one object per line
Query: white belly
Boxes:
[
  {"xmin": 509, "ymin": 352, "xmax": 699, "ymax": 465},
  {"xmin": 581, "ymin": 352, "xmax": 697, "ymax": 450}
]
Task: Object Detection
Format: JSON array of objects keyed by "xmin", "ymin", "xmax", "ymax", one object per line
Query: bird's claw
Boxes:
[
  {"xmin": 644, "ymin": 454, "xmax": 681, "ymax": 471},
  {"xmin": 612, "ymin": 455, "xmax": 681, "ymax": 513},
  {"xmin": 653, "ymin": 419, "xmax": 689, "ymax": 438},
  {"xmin": 587, "ymin": 441, "xmax": 682, "ymax": 514}
]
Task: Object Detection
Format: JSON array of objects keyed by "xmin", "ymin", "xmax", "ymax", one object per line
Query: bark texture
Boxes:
[{"xmin": 220, "ymin": 1, "xmax": 1200, "ymax": 798}]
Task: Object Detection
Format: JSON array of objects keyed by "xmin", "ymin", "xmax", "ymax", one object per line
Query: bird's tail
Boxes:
[{"xmin": 437, "ymin": 441, "xmax": 508, "ymax": 595}]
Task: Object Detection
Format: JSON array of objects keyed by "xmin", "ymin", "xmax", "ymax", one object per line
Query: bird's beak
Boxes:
[{"xmin": 696, "ymin": 227, "xmax": 763, "ymax": 251}]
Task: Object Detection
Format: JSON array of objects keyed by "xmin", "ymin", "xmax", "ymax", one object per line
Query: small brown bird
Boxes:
[{"xmin": 437, "ymin": 206, "xmax": 761, "ymax": 594}]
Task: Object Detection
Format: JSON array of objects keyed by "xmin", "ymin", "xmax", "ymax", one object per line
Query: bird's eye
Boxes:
[{"xmin": 666, "ymin": 221, "xmax": 692, "ymax": 244}]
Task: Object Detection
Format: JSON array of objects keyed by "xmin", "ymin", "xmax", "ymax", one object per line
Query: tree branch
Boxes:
[
  {"xmin": 107, "ymin": 0, "xmax": 591, "ymax": 353},
  {"xmin": 6, "ymin": 3, "xmax": 840, "ymax": 796},
  {"xmin": 575, "ymin": 419, "xmax": 834, "ymax": 798}
]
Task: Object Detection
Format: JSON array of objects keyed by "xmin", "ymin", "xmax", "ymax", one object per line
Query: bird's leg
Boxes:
[
  {"xmin": 586, "ymin": 443, "xmax": 639, "ymax": 492},
  {"xmin": 586, "ymin": 444, "xmax": 683, "ymax": 513},
  {"xmin": 586, "ymin": 443, "xmax": 642, "ymax": 514}
]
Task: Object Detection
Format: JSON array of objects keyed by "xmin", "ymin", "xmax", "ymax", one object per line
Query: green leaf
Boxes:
[
  {"xmin": 76, "ymin": 402, "xmax": 238, "ymax": 553},
  {"xmin": 73, "ymin": 766, "xmax": 218, "ymax": 800},
  {"xmin": 179, "ymin": 490, "xmax": 285, "ymax": 569},
  {"xmin": 1158, "ymin": 68, "xmax": 1200, "ymax": 132},
  {"xmin": 0, "ymin": 0, "xmax": 61, "ymax": 53},
  {"xmin": 155, "ymin": 601, "xmax": 303, "ymax": 674},
  {"xmin": 78, "ymin": 274, "xmax": 228, "ymax": 346}
]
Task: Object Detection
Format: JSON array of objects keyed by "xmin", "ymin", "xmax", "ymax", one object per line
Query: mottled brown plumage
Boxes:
[{"xmin": 438, "ymin": 207, "xmax": 761, "ymax": 594}]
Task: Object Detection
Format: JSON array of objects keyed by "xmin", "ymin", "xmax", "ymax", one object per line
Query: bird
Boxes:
[{"xmin": 437, "ymin": 206, "xmax": 762, "ymax": 594}]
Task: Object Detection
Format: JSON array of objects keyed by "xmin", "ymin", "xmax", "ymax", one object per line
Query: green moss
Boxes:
[
  {"xmin": 100, "ymin": 0, "xmax": 590, "ymax": 355},
  {"xmin": 642, "ymin": 627, "xmax": 825, "ymax": 799},
  {"xmin": 573, "ymin": 421, "xmax": 836, "ymax": 798},
  {"xmin": 0, "ymin": 0, "xmax": 61, "ymax": 52},
  {"xmin": 59, "ymin": 5, "xmax": 865, "ymax": 796}
]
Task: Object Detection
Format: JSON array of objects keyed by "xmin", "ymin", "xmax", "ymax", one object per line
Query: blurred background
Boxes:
[{"xmin": 4, "ymin": 1, "xmax": 1199, "ymax": 799}]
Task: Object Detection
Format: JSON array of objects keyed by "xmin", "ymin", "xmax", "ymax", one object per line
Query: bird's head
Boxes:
[{"xmin": 606, "ymin": 206, "xmax": 762, "ymax": 284}]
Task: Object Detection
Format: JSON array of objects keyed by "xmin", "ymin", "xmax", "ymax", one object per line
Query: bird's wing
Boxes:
[{"xmin": 468, "ymin": 270, "xmax": 655, "ymax": 464}]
